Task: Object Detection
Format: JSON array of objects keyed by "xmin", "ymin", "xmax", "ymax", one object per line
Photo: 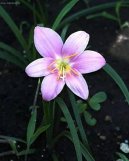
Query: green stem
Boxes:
[
  {"xmin": 33, "ymin": 79, "xmax": 41, "ymax": 106},
  {"xmin": 43, "ymin": 101, "xmax": 53, "ymax": 149}
]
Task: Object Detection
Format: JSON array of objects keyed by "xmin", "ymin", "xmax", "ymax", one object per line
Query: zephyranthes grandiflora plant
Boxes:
[
  {"xmin": 24, "ymin": 25, "xmax": 106, "ymax": 161},
  {"xmin": 0, "ymin": 1, "xmax": 129, "ymax": 161}
]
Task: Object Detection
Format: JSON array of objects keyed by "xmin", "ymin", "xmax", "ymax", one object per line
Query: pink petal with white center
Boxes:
[
  {"xmin": 41, "ymin": 74, "xmax": 65, "ymax": 101},
  {"xmin": 34, "ymin": 26, "xmax": 63, "ymax": 58},
  {"xmin": 65, "ymin": 73, "xmax": 89, "ymax": 100},
  {"xmin": 62, "ymin": 31, "xmax": 89, "ymax": 58},
  {"xmin": 25, "ymin": 57, "xmax": 54, "ymax": 77},
  {"xmin": 72, "ymin": 50, "xmax": 106, "ymax": 74}
]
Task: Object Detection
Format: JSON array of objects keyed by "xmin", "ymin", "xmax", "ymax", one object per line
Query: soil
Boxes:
[{"xmin": 0, "ymin": 1, "xmax": 129, "ymax": 161}]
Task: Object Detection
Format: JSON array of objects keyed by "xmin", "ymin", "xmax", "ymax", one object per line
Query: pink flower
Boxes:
[{"xmin": 25, "ymin": 26, "xmax": 106, "ymax": 101}]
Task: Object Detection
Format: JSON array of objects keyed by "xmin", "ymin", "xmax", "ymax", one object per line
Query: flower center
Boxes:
[
  {"xmin": 48, "ymin": 53, "xmax": 79, "ymax": 81},
  {"xmin": 56, "ymin": 59, "xmax": 71, "ymax": 80}
]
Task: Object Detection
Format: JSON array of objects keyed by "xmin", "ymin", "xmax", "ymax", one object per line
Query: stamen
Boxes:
[
  {"xmin": 50, "ymin": 67, "xmax": 57, "ymax": 73},
  {"xmin": 71, "ymin": 68, "xmax": 79, "ymax": 76},
  {"xmin": 64, "ymin": 53, "xmax": 78, "ymax": 59},
  {"xmin": 47, "ymin": 61, "xmax": 56, "ymax": 70}
]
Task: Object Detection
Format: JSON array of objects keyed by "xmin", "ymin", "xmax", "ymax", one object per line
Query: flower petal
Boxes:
[
  {"xmin": 72, "ymin": 50, "xmax": 106, "ymax": 74},
  {"xmin": 62, "ymin": 31, "xmax": 89, "ymax": 58},
  {"xmin": 65, "ymin": 73, "xmax": 89, "ymax": 100},
  {"xmin": 41, "ymin": 74, "xmax": 65, "ymax": 101},
  {"xmin": 25, "ymin": 58, "xmax": 54, "ymax": 77},
  {"xmin": 34, "ymin": 26, "xmax": 63, "ymax": 58}
]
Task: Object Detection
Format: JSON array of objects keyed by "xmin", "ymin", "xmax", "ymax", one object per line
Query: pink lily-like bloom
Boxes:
[{"xmin": 25, "ymin": 26, "xmax": 106, "ymax": 101}]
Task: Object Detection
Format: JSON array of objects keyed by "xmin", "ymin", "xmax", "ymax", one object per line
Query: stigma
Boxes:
[{"xmin": 56, "ymin": 59, "xmax": 71, "ymax": 81}]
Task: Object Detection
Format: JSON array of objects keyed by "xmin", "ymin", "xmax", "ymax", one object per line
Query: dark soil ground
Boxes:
[{"xmin": 0, "ymin": 1, "xmax": 129, "ymax": 161}]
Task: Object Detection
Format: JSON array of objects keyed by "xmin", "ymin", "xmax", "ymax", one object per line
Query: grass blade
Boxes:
[
  {"xmin": 58, "ymin": 1, "xmax": 129, "ymax": 29},
  {"xmin": 52, "ymin": 0, "xmax": 78, "ymax": 30},
  {"xmin": 0, "ymin": 50, "xmax": 25, "ymax": 69},
  {"xmin": 68, "ymin": 90, "xmax": 89, "ymax": 148},
  {"xmin": 27, "ymin": 109, "xmax": 37, "ymax": 145},
  {"xmin": 87, "ymin": 11, "xmax": 118, "ymax": 21},
  {"xmin": 0, "ymin": 42, "xmax": 27, "ymax": 65},
  {"xmin": 117, "ymin": 152, "xmax": 129, "ymax": 161},
  {"xmin": 64, "ymin": 131, "xmax": 95, "ymax": 161},
  {"xmin": 0, "ymin": 135, "xmax": 26, "ymax": 144},
  {"xmin": 56, "ymin": 97, "xmax": 82, "ymax": 161},
  {"xmin": 19, "ymin": 0, "xmax": 42, "ymax": 21},
  {"xmin": 103, "ymin": 63, "xmax": 129, "ymax": 105},
  {"xmin": 0, "ymin": 6, "xmax": 27, "ymax": 49},
  {"xmin": 30, "ymin": 124, "xmax": 50, "ymax": 145},
  {"xmin": 17, "ymin": 149, "xmax": 35, "ymax": 156},
  {"xmin": 61, "ymin": 24, "xmax": 70, "ymax": 41}
]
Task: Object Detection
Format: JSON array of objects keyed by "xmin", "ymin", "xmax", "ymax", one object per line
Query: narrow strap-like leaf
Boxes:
[
  {"xmin": 0, "ymin": 50, "xmax": 25, "ymax": 69},
  {"xmin": 0, "ymin": 6, "xmax": 27, "ymax": 50},
  {"xmin": 27, "ymin": 108, "xmax": 37, "ymax": 146},
  {"xmin": 64, "ymin": 131, "xmax": 95, "ymax": 161},
  {"xmin": 58, "ymin": 1, "xmax": 129, "ymax": 29},
  {"xmin": 56, "ymin": 98, "xmax": 82, "ymax": 161},
  {"xmin": 103, "ymin": 63, "xmax": 129, "ymax": 105},
  {"xmin": 117, "ymin": 152, "xmax": 129, "ymax": 161},
  {"xmin": 68, "ymin": 90, "xmax": 89, "ymax": 148},
  {"xmin": 0, "ymin": 135, "xmax": 26, "ymax": 144},
  {"xmin": 52, "ymin": 0, "xmax": 78, "ymax": 30},
  {"xmin": 19, "ymin": 0, "xmax": 42, "ymax": 21},
  {"xmin": 30, "ymin": 124, "xmax": 50, "ymax": 145},
  {"xmin": 0, "ymin": 42, "xmax": 27, "ymax": 65},
  {"xmin": 61, "ymin": 24, "xmax": 70, "ymax": 41}
]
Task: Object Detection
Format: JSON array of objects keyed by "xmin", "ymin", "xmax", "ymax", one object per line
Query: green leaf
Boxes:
[
  {"xmin": 77, "ymin": 100, "xmax": 87, "ymax": 113},
  {"xmin": 19, "ymin": 0, "xmax": 42, "ymax": 21},
  {"xmin": 17, "ymin": 149, "xmax": 35, "ymax": 156},
  {"xmin": 0, "ymin": 50, "xmax": 25, "ymax": 69},
  {"xmin": 58, "ymin": 1, "xmax": 129, "ymax": 29},
  {"xmin": 56, "ymin": 98, "xmax": 82, "ymax": 161},
  {"xmin": 117, "ymin": 152, "xmax": 129, "ymax": 161},
  {"xmin": 94, "ymin": 92, "xmax": 107, "ymax": 102},
  {"xmin": 89, "ymin": 102, "xmax": 101, "ymax": 111},
  {"xmin": 103, "ymin": 63, "xmax": 129, "ymax": 105},
  {"xmin": 0, "ymin": 135, "xmax": 26, "ymax": 144},
  {"xmin": 8, "ymin": 140, "xmax": 18, "ymax": 155},
  {"xmin": 84, "ymin": 111, "xmax": 97, "ymax": 126},
  {"xmin": 61, "ymin": 24, "xmax": 70, "ymax": 41},
  {"xmin": 64, "ymin": 131, "xmax": 95, "ymax": 161},
  {"xmin": 42, "ymin": 101, "xmax": 54, "ymax": 146},
  {"xmin": 68, "ymin": 90, "xmax": 89, "ymax": 147},
  {"xmin": 52, "ymin": 152, "xmax": 59, "ymax": 161},
  {"xmin": 89, "ymin": 92, "xmax": 107, "ymax": 111},
  {"xmin": 27, "ymin": 108, "xmax": 37, "ymax": 146},
  {"xmin": 0, "ymin": 6, "xmax": 27, "ymax": 49},
  {"xmin": 87, "ymin": 11, "xmax": 118, "ymax": 21},
  {"xmin": 30, "ymin": 124, "xmax": 50, "ymax": 145},
  {"xmin": 116, "ymin": 2, "xmax": 122, "ymax": 16},
  {"xmin": 60, "ymin": 117, "xmax": 67, "ymax": 122},
  {"xmin": 27, "ymin": 26, "xmax": 34, "ymax": 51},
  {"xmin": 52, "ymin": 0, "xmax": 78, "ymax": 30},
  {"xmin": 0, "ymin": 42, "xmax": 27, "ymax": 65},
  {"xmin": 90, "ymin": 92, "xmax": 107, "ymax": 103},
  {"xmin": 81, "ymin": 141, "xmax": 95, "ymax": 161}
]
